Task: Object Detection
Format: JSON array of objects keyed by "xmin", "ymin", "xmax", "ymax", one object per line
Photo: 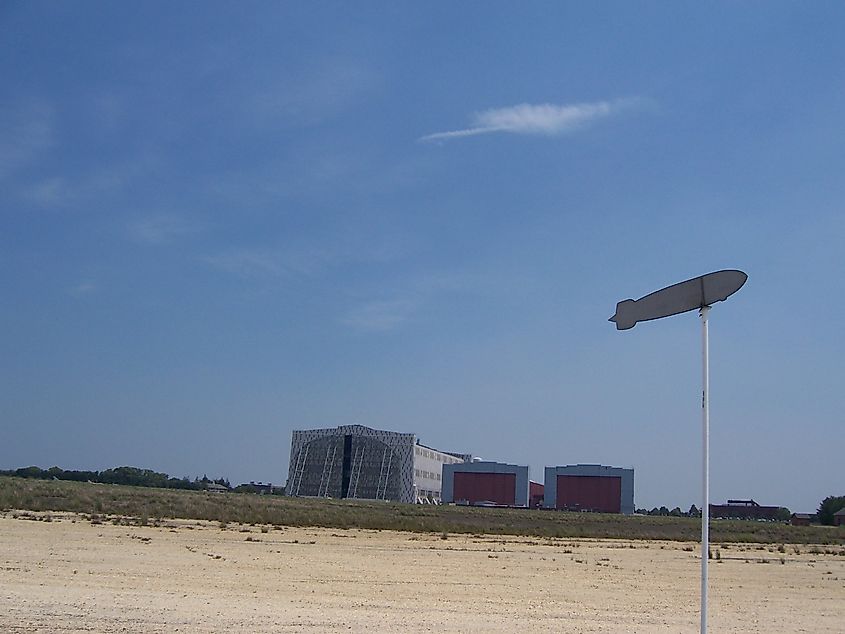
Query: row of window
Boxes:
[
  {"xmin": 414, "ymin": 447, "xmax": 460, "ymax": 463},
  {"xmin": 414, "ymin": 468, "xmax": 442, "ymax": 481}
]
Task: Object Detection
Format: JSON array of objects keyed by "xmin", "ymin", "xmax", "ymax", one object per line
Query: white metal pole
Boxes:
[{"xmin": 700, "ymin": 305, "xmax": 711, "ymax": 634}]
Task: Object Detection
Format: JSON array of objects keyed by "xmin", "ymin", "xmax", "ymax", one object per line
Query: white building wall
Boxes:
[{"xmin": 412, "ymin": 445, "xmax": 467, "ymax": 502}]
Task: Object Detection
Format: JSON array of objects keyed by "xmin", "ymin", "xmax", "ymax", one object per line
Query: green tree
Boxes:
[
  {"xmin": 15, "ymin": 466, "xmax": 45, "ymax": 479},
  {"xmin": 817, "ymin": 495, "xmax": 845, "ymax": 526},
  {"xmin": 61, "ymin": 469, "xmax": 99, "ymax": 482},
  {"xmin": 99, "ymin": 466, "xmax": 169, "ymax": 488}
]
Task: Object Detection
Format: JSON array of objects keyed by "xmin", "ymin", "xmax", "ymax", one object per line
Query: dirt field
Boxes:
[{"xmin": 1, "ymin": 512, "xmax": 843, "ymax": 633}]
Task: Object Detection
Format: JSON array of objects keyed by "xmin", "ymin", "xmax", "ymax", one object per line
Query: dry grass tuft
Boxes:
[{"xmin": 2, "ymin": 476, "xmax": 843, "ymax": 545}]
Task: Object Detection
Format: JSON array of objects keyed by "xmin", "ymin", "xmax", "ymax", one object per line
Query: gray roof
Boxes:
[{"xmin": 834, "ymin": 507, "xmax": 845, "ymax": 516}]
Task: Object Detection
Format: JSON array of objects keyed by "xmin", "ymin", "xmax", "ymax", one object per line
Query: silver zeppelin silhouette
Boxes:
[{"xmin": 609, "ymin": 270, "xmax": 748, "ymax": 330}]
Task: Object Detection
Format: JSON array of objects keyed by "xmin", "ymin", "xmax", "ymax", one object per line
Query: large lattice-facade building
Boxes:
[{"xmin": 286, "ymin": 425, "xmax": 470, "ymax": 504}]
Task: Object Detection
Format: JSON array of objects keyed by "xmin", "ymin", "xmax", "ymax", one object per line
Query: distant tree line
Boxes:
[
  {"xmin": 635, "ymin": 505, "xmax": 702, "ymax": 518},
  {"xmin": 0, "ymin": 465, "xmax": 230, "ymax": 491},
  {"xmin": 817, "ymin": 495, "xmax": 845, "ymax": 526},
  {"xmin": 636, "ymin": 496, "xmax": 845, "ymax": 525},
  {"xmin": 231, "ymin": 482, "xmax": 286, "ymax": 496},
  {"xmin": 636, "ymin": 504, "xmax": 792, "ymax": 521}
]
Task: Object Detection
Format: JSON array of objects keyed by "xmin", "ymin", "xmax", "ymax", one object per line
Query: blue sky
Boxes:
[{"xmin": 2, "ymin": 2, "xmax": 843, "ymax": 512}]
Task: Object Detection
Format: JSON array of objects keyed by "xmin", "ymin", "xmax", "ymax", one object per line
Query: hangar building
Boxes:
[
  {"xmin": 529, "ymin": 481, "xmax": 545, "ymax": 508},
  {"xmin": 544, "ymin": 464, "xmax": 634, "ymax": 514},
  {"xmin": 441, "ymin": 461, "xmax": 530, "ymax": 507},
  {"xmin": 709, "ymin": 499, "xmax": 784, "ymax": 521},
  {"xmin": 286, "ymin": 425, "xmax": 470, "ymax": 504}
]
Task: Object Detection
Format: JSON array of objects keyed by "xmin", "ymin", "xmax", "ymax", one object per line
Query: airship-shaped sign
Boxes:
[{"xmin": 610, "ymin": 269, "xmax": 748, "ymax": 330}]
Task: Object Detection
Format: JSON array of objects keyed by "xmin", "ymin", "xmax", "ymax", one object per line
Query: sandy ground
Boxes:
[{"xmin": 1, "ymin": 512, "xmax": 843, "ymax": 633}]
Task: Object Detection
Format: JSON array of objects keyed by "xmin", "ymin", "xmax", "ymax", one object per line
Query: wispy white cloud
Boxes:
[
  {"xmin": 204, "ymin": 243, "xmax": 376, "ymax": 280},
  {"xmin": 419, "ymin": 98, "xmax": 643, "ymax": 143},
  {"xmin": 244, "ymin": 59, "xmax": 379, "ymax": 128},
  {"xmin": 338, "ymin": 264, "xmax": 542, "ymax": 335},
  {"xmin": 21, "ymin": 153, "xmax": 162, "ymax": 209},
  {"xmin": 203, "ymin": 248, "xmax": 288, "ymax": 278},
  {"xmin": 23, "ymin": 177, "xmax": 67, "ymax": 206},
  {"xmin": 67, "ymin": 280, "xmax": 97, "ymax": 296},
  {"xmin": 128, "ymin": 213, "xmax": 204, "ymax": 246},
  {"xmin": 341, "ymin": 299, "xmax": 417, "ymax": 332},
  {"xmin": 0, "ymin": 101, "xmax": 53, "ymax": 178},
  {"xmin": 204, "ymin": 225, "xmax": 409, "ymax": 282}
]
